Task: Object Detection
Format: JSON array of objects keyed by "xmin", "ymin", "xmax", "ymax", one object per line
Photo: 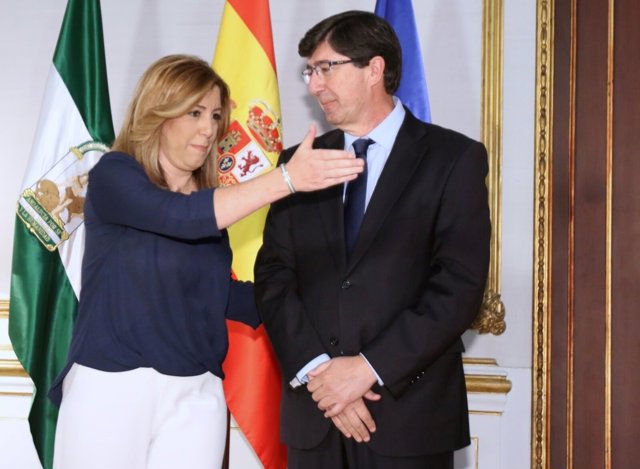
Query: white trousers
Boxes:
[{"xmin": 53, "ymin": 364, "xmax": 227, "ymax": 469}]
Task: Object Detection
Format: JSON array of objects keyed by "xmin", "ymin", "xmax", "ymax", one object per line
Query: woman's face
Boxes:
[{"xmin": 158, "ymin": 86, "xmax": 222, "ymax": 178}]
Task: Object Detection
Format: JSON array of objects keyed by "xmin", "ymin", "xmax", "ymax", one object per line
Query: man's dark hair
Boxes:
[{"xmin": 298, "ymin": 10, "xmax": 402, "ymax": 94}]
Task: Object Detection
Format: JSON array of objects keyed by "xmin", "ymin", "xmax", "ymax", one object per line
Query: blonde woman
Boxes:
[{"xmin": 50, "ymin": 54, "xmax": 363, "ymax": 469}]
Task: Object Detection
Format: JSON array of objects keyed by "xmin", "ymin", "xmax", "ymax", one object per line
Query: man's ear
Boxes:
[{"xmin": 367, "ymin": 56, "xmax": 386, "ymax": 87}]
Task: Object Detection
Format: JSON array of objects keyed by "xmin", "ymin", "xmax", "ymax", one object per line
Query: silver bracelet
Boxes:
[{"xmin": 279, "ymin": 163, "xmax": 296, "ymax": 194}]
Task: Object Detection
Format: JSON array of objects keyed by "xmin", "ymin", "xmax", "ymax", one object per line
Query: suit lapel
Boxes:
[
  {"xmin": 347, "ymin": 113, "xmax": 429, "ymax": 272},
  {"xmin": 313, "ymin": 131, "xmax": 348, "ymax": 269}
]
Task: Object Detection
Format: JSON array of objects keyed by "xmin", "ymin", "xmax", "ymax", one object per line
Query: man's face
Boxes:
[{"xmin": 305, "ymin": 41, "xmax": 370, "ymax": 134}]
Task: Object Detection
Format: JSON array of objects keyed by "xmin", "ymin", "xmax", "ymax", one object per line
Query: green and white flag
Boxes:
[{"xmin": 9, "ymin": 0, "xmax": 114, "ymax": 467}]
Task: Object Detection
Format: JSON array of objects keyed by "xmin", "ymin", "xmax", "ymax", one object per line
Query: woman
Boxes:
[{"xmin": 50, "ymin": 54, "xmax": 363, "ymax": 469}]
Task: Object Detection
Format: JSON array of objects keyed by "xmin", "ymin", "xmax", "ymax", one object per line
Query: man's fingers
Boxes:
[
  {"xmin": 326, "ymin": 398, "xmax": 376, "ymax": 443},
  {"xmin": 363, "ymin": 389, "xmax": 382, "ymax": 401},
  {"xmin": 310, "ymin": 385, "xmax": 328, "ymax": 403},
  {"xmin": 322, "ymin": 399, "xmax": 345, "ymax": 417},
  {"xmin": 342, "ymin": 403, "xmax": 373, "ymax": 442},
  {"xmin": 332, "ymin": 411, "xmax": 368, "ymax": 443},
  {"xmin": 331, "ymin": 416, "xmax": 352, "ymax": 439},
  {"xmin": 307, "ymin": 361, "xmax": 330, "ymax": 380},
  {"xmin": 307, "ymin": 379, "xmax": 320, "ymax": 393},
  {"xmin": 346, "ymin": 408, "xmax": 370, "ymax": 442},
  {"xmin": 353, "ymin": 401, "xmax": 377, "ymax": 433}
]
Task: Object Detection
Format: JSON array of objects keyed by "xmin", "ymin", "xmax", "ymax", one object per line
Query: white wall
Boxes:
[{"xmin": 0, "ymin": 1, "xmax": 536, "ymax": 468}]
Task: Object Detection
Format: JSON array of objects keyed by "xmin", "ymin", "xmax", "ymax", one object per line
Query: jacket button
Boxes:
[
  {"xmin": 341, "ymin": 280, "xmax": 351, "ymax": 289},
  {"xmin": 329, "ymin": 337, "xmax": 339, "ymax": 346}
]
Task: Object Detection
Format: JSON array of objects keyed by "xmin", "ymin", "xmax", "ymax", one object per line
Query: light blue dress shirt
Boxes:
[{"xmin": 343, "ymin": 97, "xmax": 406, "ymax": 207}]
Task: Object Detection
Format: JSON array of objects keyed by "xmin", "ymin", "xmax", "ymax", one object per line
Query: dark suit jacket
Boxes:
[{"xmin": 254, "ymin": 109, "xmax": 491, "ymax": 457}]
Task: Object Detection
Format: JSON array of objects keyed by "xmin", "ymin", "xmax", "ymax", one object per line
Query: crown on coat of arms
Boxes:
[{"xmin": 246, "ymin": 100, "xmax": 283, "ymax": 153}]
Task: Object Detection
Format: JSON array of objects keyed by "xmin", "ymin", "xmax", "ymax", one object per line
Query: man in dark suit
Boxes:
[{"xmin": 254, "ymin": 10, "xmax": 491, "ymax": 469}]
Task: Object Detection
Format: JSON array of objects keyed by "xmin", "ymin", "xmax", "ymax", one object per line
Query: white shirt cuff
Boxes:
[{"xmin": 290, "ymin": 354, "xmax": 330, "ymax": 388}]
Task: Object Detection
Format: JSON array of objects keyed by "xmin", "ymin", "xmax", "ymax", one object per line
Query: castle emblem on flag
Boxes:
[
  {"xmin": 217, "ymin": 100, "xmax": 282, "ymax": 186},
  {"xmin": 17, "ymin": 140, "xmax": 109, "ymax": 251}
]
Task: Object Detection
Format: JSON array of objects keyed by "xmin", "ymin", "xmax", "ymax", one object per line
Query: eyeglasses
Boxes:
[{"xmin": 301, "ymin": 60, "xmax": 354, "ymax": 84}]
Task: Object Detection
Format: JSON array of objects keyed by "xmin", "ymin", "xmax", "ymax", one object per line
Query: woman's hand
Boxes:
[
  {"xmin": 213, "ymin": 124, "xmax": 364, "ymax": 229},
  {"xmin": 284, "ymin": 124, "xmax": 364, "ymax": 192}
]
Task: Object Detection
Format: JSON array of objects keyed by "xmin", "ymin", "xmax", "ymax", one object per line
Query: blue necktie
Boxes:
[{"xmin": 344, "ymin": 138, "xmax": 374, "ymax": 258}]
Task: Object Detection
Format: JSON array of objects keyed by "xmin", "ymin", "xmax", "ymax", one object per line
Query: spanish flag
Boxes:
[{"xmin": 213, "ymin": 1, "xmax": 286, "ymax": 468}]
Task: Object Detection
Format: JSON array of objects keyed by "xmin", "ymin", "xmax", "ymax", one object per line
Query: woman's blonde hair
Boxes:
[{"xmin": 111, "ymin": 54, "xmax": 230, "ymax": 190}]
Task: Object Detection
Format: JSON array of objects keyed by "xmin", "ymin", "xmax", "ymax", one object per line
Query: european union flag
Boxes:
[{"xmin": 375, "ymin": 0, "xmax": 431, "ymax": 123}]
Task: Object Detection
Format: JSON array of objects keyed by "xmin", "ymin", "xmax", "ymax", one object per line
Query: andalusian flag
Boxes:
[
  {"xmin": 213, "ymin": 1, "xmax": 287, "ymax": 468},
  {"xmin": 375, "ymin": 0, "xmax": 431, "ymax": 122},
  {"xmin": 8, "ymin": 0, "xmax": 114, "ymax": 467}
]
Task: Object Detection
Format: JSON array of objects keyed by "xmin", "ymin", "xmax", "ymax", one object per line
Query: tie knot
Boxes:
[{"xmin": 352, "ymin": 138, "xmax": 374, "ymax": 158}]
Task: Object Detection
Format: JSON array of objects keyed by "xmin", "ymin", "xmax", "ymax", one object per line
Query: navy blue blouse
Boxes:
[{"xmin": 49, "ymin": 152, "xmax": 259, "ymax": 405}]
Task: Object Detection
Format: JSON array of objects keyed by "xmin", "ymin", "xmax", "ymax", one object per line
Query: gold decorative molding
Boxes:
[
  {"xmin": 472, "ymin": 0, "xmax": 506, "ymax": 335},
  {"xmin": 0, "ymin": 359, "xmax": 28, "ymax": 378},
  {"xmin": 605, "ymin": 2, "xmax": 614, "ymax": 468},
  {"xmin": 0, "ymin": 392, "xmax": 32, "ymax": 397},
  {"xmin": 469, "ymin": 410, "xmax": 503, "ymax": 417},
  {"xmin": 471, "ymin": 289, "xmax": 506, "ymax": 335},
  {"xmin": 463, "ymin": 357, "xmax": 499, "ymax": 366},
  {"xmin": 0, "ymin": 391, "xmax": 33, "ymax": 396},
  {"xmin": 532, "ymin": 1, "xmax": 554, "ymax": 468},
  {"xmin": 566, "ymin": 3, "xmax": 576, "ymax": 465},
  {"xmin": 0, "ymin": 299, "xmax": 8, "ymax": 319},
  {"xmin": 0, "ymin": 299, "xmax": 25, "ymax": 378},
  {"xmin": 463, "ymin": 357, "xmax": 512, "ymax": 394},
  {"xmin": 466, "ymin": 374, "xmax": 512, "ymax": 394}
]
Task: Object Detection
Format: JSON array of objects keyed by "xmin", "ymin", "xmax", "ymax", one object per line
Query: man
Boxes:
[{"xmin": 254, "ymin": 10, "xmax": 490, "ymax": 469}]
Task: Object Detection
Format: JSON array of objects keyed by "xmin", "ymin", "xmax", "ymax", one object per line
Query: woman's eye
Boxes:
[
  {"xmin": 212, "ymin": 112, "xmax": 222, "ymax": 121},
  {"xmin": 188, "ymin": 110, "xmax": 201, "ymax": 118}
]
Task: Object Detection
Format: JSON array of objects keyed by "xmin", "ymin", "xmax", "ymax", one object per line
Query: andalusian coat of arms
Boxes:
[{"xmin": 17, "ymin": 141, "xmax": 109, "ymax": 251}]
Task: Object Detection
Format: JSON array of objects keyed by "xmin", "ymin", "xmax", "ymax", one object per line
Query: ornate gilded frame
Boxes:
[
  {"xmin": 532, "ymin": 0, "xmax": 553, "ymax": 468},
  {"xmin": 470, "ymin": 0, "xmax": 507, "ymax": 335},
  {"xmin": 531, "ymin": 2, "xmax": 616, "ymax": 467}
]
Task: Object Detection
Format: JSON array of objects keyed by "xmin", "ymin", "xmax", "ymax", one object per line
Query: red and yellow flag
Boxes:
[{"xmin": 213, "ymin": 1, "xmax": 286, "ymax": 468}]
